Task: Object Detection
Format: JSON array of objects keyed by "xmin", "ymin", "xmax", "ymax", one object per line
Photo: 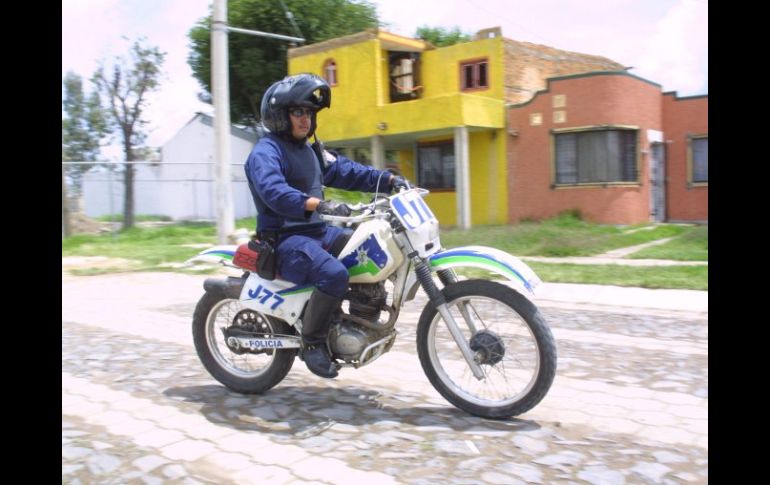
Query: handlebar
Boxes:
[{"xmin": 318, "ymin": 187, "xmax": 428, "ymax": 224}]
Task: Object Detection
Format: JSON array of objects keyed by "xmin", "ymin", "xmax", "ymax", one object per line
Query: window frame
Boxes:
[
  {"xmin": 688, "ymin": 134, "xmax": 708, "ymax": 187},
  {"xmin": 551, "ymin": 125, "xmax": 641, "ymax": 188},
  {"xmin": 459, "ymin": 57, "xmax": 489, "ymax": 92},
  {"xmin": 416, "ymin": 140, "xmax": 455, "ymax": 191}
]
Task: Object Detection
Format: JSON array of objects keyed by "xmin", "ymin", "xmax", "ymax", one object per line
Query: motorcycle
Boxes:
[{"xmin": 187, "ymin": 186, "xmax": 556, "ymax": 419}]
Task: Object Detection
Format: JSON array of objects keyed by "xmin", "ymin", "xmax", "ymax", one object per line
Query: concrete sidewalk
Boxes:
[{"xmin": 534, "ymin": 281, "xmax": 708, "ymax": 314}]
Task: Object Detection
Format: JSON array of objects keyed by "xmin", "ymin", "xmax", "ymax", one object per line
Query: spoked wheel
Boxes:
[
  {"xmin": 192, "ymin": 292, "xmax": 297, "ymax": 394},
  {"xmin": 417, "ymin": 280, "xmax": 557, "ymax": 419}
]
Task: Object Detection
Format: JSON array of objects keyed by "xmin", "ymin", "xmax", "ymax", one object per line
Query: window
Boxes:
[
  {"xmin": 417, "ymin": 142, "xmax": 455, "ymax": 190},
  {"xmin": 323, "ymin": 59, "xmax": 337, "ymax": 86},
  {"xmin": 554, "ymin": 129, "xmax": 638, "ymax": 184},
  {"xmin": 389, "ymin": 52, "xmax": 421, "ymax": 102},
  {"xmin": 460, "ymin": 59, "xmax": 489, "ymax": 91},
  {"xmin": 691, "ymin": 136, "xmax": 708, "ymax": 183}
]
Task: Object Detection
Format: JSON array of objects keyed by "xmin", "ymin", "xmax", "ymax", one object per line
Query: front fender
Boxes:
[
  {"xmin": 429, "ymin": 245, "xmax": 542, "ymax": 297},
  {"xmin": 185, "ymin": 245, "xmax": 237, "ymax": 266}
]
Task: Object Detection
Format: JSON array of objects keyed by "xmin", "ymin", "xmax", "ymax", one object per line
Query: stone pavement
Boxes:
[{"xmin": 62, "ymin": 271, "xmax": 708, "ymax": 484}]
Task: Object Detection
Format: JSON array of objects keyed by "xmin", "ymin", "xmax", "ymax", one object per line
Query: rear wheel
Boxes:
[
  {"xmin": 417, "ymin": 280, "xmax": 557, "ymax": 419},
  {"xmin": 192, "ymin": 291, "xmax": 297, "ymax": 394}
]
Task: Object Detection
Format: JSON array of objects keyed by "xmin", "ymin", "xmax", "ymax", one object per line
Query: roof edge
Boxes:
[
  {"xmin": 663, "ymin": 91, "xmax": 709, "ymax": 100},
  {"xmin": 506, "ymin": 71, "xmax": 663, "ymax": 109}
]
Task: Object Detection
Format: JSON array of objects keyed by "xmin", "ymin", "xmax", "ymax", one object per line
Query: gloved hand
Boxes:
[
  {"xmin": 316, "ymin": 200, "xmax": 352, "ymax": 217},
  {"xmin": 390, "ymin": 175, "xmax": 411, "ymax": 193}
]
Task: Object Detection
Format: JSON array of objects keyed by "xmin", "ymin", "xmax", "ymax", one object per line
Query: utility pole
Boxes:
[
  {"xmin": 210, "ymin": 0, "xmax": 304, "ymax": 244},
  {"xmin": 211, "ymin": 0, "xmax": 234, "ymax": 244}
]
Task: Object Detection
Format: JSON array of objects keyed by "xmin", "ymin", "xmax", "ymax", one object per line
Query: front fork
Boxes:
[
  {"xmin": 415, "ymin": 260, "xmax": 484, "ymax": 380},
  {"xmin": 437, "ymin": 269, "xmax": 480, "ymax": 335}
]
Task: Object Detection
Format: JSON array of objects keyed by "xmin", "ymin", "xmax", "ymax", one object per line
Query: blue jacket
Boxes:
[{"xmin": 245, "ymin": 133, "xmax": 392, "ymax": 235}]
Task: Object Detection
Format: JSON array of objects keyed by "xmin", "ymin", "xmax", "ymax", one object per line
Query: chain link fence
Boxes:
[{"xmin": 62, "ymin": 160, "xmax": 257, "ymax": 235}]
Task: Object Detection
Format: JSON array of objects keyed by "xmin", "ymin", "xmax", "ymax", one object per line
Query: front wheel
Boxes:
[
  {"xmin": 192, "ymin": 291, "xmax": 297, "ymax": 394},
  {"xmin": 417, "ymin": 280, "xmax": 557, "ymax": 419}
]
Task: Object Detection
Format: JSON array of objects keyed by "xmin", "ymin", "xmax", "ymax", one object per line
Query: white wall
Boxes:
[{"xmin": 83, "ymin": 114, "xmax": 259, "ymax": 222}]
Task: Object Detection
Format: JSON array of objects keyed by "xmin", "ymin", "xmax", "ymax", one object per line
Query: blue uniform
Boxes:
[{"xmin": 244, "ymin": 133, "xmax": 392, "ymax": 297}]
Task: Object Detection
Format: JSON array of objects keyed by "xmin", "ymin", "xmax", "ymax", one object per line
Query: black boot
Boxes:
[{"xmin": 300, "ymin": 290, "xmax": 341, "ymax": 379}]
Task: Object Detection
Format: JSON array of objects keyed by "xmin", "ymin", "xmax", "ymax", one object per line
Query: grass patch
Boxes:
[
  {"xmin": 441, "ymin": 213, "xmax": 689, "ymax": 257},
  {"xmin": 628, "ymin": 225, "xmax": 708, "ymax": 261},
  {"xmin": 63, "ymin": 212, "xmax": 707, "ymax": 290},
  {"xmin": 528, "ymin": 262, "xmax": 708, "ymax": 290},
  {"xmin": 454, "ymin": 263, "xmax": 707, "ymax": 291},
  {"xmin": 62, "ymin": 217, "xmax": 260, "ymax": 273},
  {"xmin": 62, "ymin": 221, "xmax": 218, "ymax": 271}
]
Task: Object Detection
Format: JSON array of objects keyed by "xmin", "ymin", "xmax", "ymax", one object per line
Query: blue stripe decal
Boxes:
[{"xmin": 431, "ymin": 249, "xmax": 532, "ymax": 292}]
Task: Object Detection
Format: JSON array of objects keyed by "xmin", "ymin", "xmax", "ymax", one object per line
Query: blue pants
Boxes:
[{"xmin": 276, "ymin": 226, "xmax": 351, "ymax": 297}]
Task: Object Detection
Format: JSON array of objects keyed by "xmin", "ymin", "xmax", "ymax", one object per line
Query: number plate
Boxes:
[
  {"xmin": 391, "ymin": 190, "xmax": 437, "ymax": 230},
  {"xmin": 390, "ymin": 189, "xmax": 441, "ymax": 257},
  {"xmin": 238, "ymin": 337, "xmax": 301, "ymax": 349}
]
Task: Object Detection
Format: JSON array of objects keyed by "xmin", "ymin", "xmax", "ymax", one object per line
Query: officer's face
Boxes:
[{"xmin": 289, "ymin": 107, "xmax": 314, "ymax": 140}]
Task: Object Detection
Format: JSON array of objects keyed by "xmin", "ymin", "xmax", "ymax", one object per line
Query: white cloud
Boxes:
[
  {"xmin": 62, "ymin": 0, "xmax": 123, "ymax": 75},
  {"xmin": 636, "ymin": 0, "xmax": 708, "ymax": 94}
]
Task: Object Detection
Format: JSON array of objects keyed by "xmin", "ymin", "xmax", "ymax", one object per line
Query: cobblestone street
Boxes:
[{"xmin": 62, "ymin": 272, "xmax": 708, "ymax": 484}]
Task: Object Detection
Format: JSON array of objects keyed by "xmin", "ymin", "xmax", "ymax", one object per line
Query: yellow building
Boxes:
[{"xmin": 288, "ymin": 27, "xmax": 622, "ymax": 228}]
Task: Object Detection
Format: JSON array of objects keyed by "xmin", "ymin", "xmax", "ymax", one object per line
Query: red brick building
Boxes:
[
  {"xmin": 662, "ymin": 92, "xmax": 708, "ymax": 222},
  {"xmin": 506, "ymin": 71, "xmax": 708, "ymax": 224}
]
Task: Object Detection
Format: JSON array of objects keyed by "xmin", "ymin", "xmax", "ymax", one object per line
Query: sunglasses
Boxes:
[{"xmin": 288, "ymin": 107, "xmax": 315, "ymax": 118}]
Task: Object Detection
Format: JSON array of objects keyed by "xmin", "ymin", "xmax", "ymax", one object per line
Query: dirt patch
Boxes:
[
  {"xmin": 68, "ymin": 213, "xmax": 114, "ymax": 235},
  {"xmin": 62, "ymin": 256, "xmax": 141, "ymax": 272}
]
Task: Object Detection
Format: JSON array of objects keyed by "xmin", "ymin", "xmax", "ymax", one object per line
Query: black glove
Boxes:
[
  {"xmin": 390, "ymin": 175, "xmax": 411, "ymax": 193},
  {"xmin": 316, "ymin": 200, "xmax": 351, "ymax": 217}
]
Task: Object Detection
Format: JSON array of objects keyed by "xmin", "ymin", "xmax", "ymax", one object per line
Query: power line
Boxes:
[{"xmin": 276, "ymin": 0, "xmax": 305, "ymax": 40}]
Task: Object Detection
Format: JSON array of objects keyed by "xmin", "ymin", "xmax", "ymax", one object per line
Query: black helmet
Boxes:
[{"xmin": 260, "ymin": 73, "xmax": 331, "ymax": 138}]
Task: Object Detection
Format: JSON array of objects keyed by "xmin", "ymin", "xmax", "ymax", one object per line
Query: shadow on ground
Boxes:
[{"xmin": 164, "ymin": 384, "xmax": 540, "ymax": 438}]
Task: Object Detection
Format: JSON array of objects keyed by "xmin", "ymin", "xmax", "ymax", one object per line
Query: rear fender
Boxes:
[
  {"xmin": 428, "ymin": 245, "xmax": 542, "ymax": 299},
  {"xmin": 185, "ymin": 245, "xmax": 238, "ymax": 266}
]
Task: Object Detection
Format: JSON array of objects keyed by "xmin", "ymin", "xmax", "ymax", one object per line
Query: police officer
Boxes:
[{"xmin": 244, "ymin": 73, "xmax": 407, "ymax": 378}]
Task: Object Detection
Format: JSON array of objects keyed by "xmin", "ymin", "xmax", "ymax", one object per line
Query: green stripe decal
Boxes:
[
  {"xmin": 279, "ymin": 287, "xmax": 314, "ymax": 296},
  {"xmin": 430, "ymin": 255, "xmax": 526, "ymax": 285}
]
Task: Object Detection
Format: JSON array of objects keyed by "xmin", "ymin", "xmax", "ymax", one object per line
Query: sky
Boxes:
[{"xmin": 62, "ymin": 0, "xmax": 707, "ymax": 155}]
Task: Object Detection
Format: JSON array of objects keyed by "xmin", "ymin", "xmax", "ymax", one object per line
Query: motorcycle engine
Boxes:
[
  {"xmin": 348, "ymin": 282, "xmax": 387, "ymax": 322},
  {"xmin": 330, "ymin": 283, "xmax": 389, "ymax": 362}
]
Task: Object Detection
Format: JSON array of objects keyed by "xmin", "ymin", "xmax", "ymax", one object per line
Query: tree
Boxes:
[
  {"xmin": 62, "ymin": 71, "xmax": 110, "ymax": 238},
  {"xmin": 415, "ymin": 26, "xmax": 470, "ymax": 47},
  {"xmin": 188, "ymin": 0, "xmax": 380, "ymax": 125},
  {"xmin": 92, "ymin": 38, "xmax": 166, "ymax": 230},
  {"xmin": 62, "ymin": 71, "xmax": 109, "ymax": 194}
]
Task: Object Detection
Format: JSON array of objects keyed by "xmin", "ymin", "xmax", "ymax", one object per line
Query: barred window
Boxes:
[
  {"xmin": 692, "ymin": 136, "xmax": 708, "ymax": 183},
  {"xmin": 417, "ymin": 142, "xmax": 455, "ymax": 190},
  {"xmin": 554, "ymin": 129, "xmax": 638, "ymax": 184}
]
